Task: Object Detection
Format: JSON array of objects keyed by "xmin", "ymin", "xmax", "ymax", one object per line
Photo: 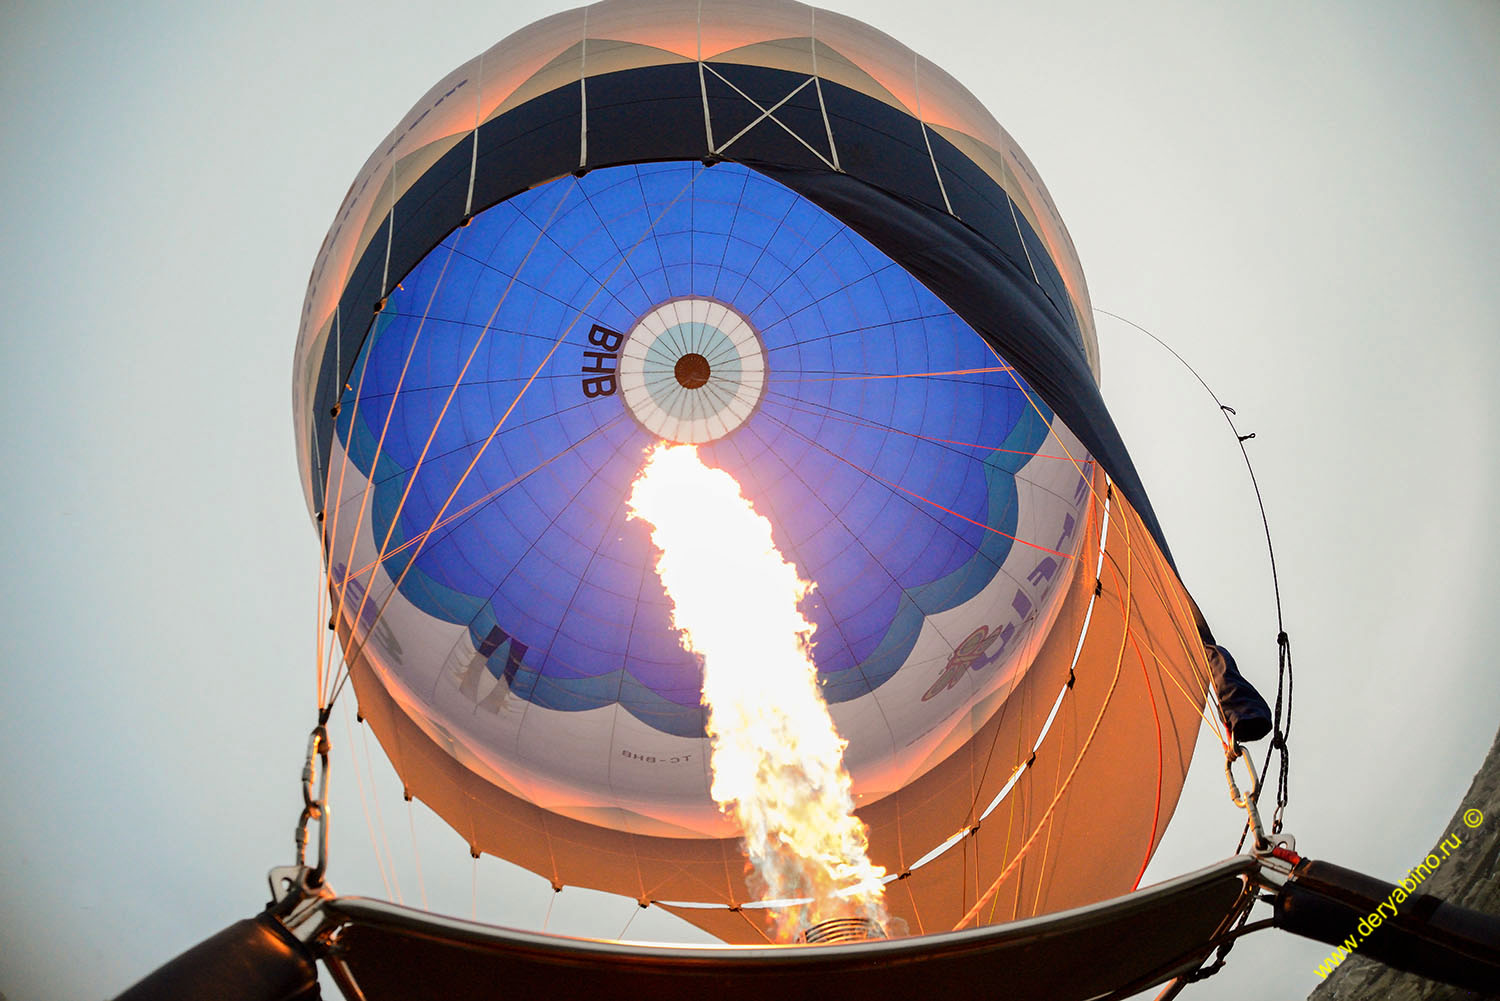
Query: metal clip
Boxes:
[
  {"xmin": 1224, "ymin": 744, "xmax": 1269, "ymax": 852},
  {"xmin": 295, "ymin": 725, "xmax": 331, "ymax": 887},
  {"xmin": 268, "ymin": 864, "xmax": 313, "ymax": 905}
]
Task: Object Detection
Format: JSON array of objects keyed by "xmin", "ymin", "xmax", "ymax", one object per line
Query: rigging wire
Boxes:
[
  {"xmin": 341, "ymin": 699, "xmax": 395, "ymax": 900},
  {"xmin": 987, "ymin": 325, "xmax": 1234, "ymax": 730},
  {"xmin": 359, "ymin": 715, "xmax": 403, "ymax": 903},
  {"xmin": 407, "ymin": 798, "xmax": 429, "ymax": 910},
  {"xmin": 542, "ymin": 884, "xmax": 559, "ymax": 933},
  {"xmin": 954, "ymin": 493, "xmax": 1137, "ymax": 930},
  {"xmin": 319, "ymin": 177, "xmax": 580, "ymax": 715},
  {"xmin": 1093, "ymin": 308, "xmax": 1293, "ymax": 843},
  {"xmin": 317, "ymin": 299, "xmax": 379, "ymax": 707},
  {"xmin": 618, "ymin": 900, "xmax": 645, "ymax": 940},
  {"xmin": 325, "ymin": 166, "xmax": 705, "ymax": 712}
]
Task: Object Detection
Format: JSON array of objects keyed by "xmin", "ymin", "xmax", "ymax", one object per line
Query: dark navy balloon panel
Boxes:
[{"xmin": 333, "ymin": 160, "xmax": 1060, "ymax": 741}]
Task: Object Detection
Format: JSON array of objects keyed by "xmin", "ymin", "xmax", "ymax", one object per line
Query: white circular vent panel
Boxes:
[{"xmin": 618, "ymin": 298, "xmax": 766, "ymax": 443}]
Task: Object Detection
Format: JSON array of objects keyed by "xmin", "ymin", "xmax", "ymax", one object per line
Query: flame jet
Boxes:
[{"xmin": 627, "ymin": 443, "xmax": 888, "ymax": 941}]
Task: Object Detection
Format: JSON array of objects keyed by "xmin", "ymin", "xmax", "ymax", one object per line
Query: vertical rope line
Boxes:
[
  {"xmin": 901, "ymin": 857, "xmax": 926, "ymax": 935},
  {"xmin": 1005, "ymin": 197, "xmax": 1040, "ymax": 284},
  {"xmin": 319, "ymin": 611, "xmax": 344, "ymax": 719},
  {"xmin": 1094, "ymin": 307, "xmax": 1293, "ymax": 830},
  {"xmin": 1138, "ymin": 538, "xmax": 1231, "ymax": 748},
  {"xmin": 1135, "ymin": 518, "xmax": 1231, "ymax": 747},
  {"xmin": 1081, "ymin": 509, "xmax": 1233, "ymax": 886},
  {"xmin": 308, "ymin": 301, "xmax": 344, "ymax": 584},
  {"xmin": 980, "ymin": 337, "xmax": 1101, "ymax": 515},
  {"xmin": 381, "ymin": 166, "xmax": 395, "ymax": 299},
  {"xmin": 953, "ymin": 459, "xmax": 1107, "ymax": 925},
  {"xmin": 889, "ymin": 799, "xmax": 921, "ymax": 933},
  {"xmin": 539, "ymin": 814, "xmax": 562, "ymax": 906},
  {"xmin": 985, "ymin": 682, "xmax": 1034, "ymax": 926},
  {"xmin": 359, "ymin": 712, "xmax": 403, "ymax": 903},
  {"xmin": 962, "ymin": 233, "xmax": 1217, "ymax": 795},
  {"xmin": 1100, "ymin": 505, "xmax": 1220, "ymax": 732},
  {"xmin": 1026, "ymin": 726, "xmax": 1069, "ymax": 918},
  {"xmin": 989, "ymin": 469, "xmax": 1109, "ymax": 925},
  {"xmin": 1006, "ymin": 653, "xmax": 1035, "ymax": 923},
  {"xmin": 912, "ymin": 54, "xmax": 952, "ymax": 215},
  {"xmin": 313, "ymin": 559, "xmax": 329, "ymax": 708},
  {"xmin": 978, "ymin": 473, "xmax": 1101, "ymax": 925},
  {"xmin": 1091, "ymin": 309, "xmax": 1283, "ymax": 606},
  {"xmin": 328, "ymin": 168, "xmax": 706, "ymax": 708},
  {"xmin": 312, "ymin": 303, "xmax": 344, "ymax": 518},
  {"xmin": 310, "ymin": 406, "xmax": 324, "ymax": 472},
  {"xmin": 730, "ymin": 908, "xmax": 772, "ymax": 943},
  {"xmin": 954, "ymin": 484, "xmax": 1135, "ymax": 931},
  {"xmin": 338, "ymin": 244, "xmax": 465, "ymax": 637},
  {"xmin": 465, "ymin": 49, "xmax": 484, "ymax": 218},
  {"xmin": 330, "ymin": 240, "xmax": 461, "ymax": 673},
  {"xmin": 578, "ymin": 6, "xmax": 589, "ymax": 169},
  {"xmin": 321, "ymin": 182, "xmax": 576, "ymax": 704},
  {"xmin": 1143, "ymin": 616, "xmax": 1230, "ymax": 747},
  {"xmin": 810, "ymin": 9, "xmax": 839, "ymax": 170},
  {"xmin": 313, "ymin": 297, "xmax": 339, "ymax": 708},
  {"xmin": 318, "ymin": 304, "xmax": 380, "ymax": 707},
  {"xmin": 334, "ymin": 304, "xmax": 342, "ymax": 416},
  {"xmin": 968, "ymin": 525, "xmax": 1056, "ymax": 918},
  {"xmin": 542, "ymin": 888, "xmax": 557, "ymax": 932},
  {"xmin": 342, "ymin": 699, "xmax": 394, "ymax": 899},
  {"xmin": 618, "ymin": 902, "xmax": 642, "ymax": 940},
  {"xmin": 1087, "ymin": 498, "xmax": 1226, "ymax": 756},
  {"xmin": 407, "ymin": 799, "xmax": 429, "ymax": 909},
  {"xmin": 697, "ymin": 0, "xmax": 715, "ymax": 153},
  {"xmin": 988, "ymin": 328, "xmax": 1221, "ymax": 743},
  {"xmin": 340, "ymin": 414, "xmax": 627, "ymax": 586},
  {"xmin": 1018, "ymin": 483, "xmax": 1101, "ymax": 920},
  {"xmin": 1128, "ymin": 628, "xmax": 1165, "ymax": 891},
  {"xmin": 327, "ymin": 341, "xmax": 409, "ymax": 665}
]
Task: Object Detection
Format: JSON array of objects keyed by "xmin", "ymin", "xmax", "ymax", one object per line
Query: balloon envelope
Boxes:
[{"xmin": 293, "ymin": 0, "xmax": 1217, "ymax": 940}]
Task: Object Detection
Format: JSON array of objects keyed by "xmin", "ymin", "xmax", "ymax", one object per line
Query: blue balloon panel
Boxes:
[{"xmin": 327, "ymin": 162, "xmax": 1089, "ymax": 813}]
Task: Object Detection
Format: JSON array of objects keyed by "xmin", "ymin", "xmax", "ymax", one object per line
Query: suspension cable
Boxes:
[{"xmin": 1094, "ymin": 308, "xmax": 1293, "ymax": 840}]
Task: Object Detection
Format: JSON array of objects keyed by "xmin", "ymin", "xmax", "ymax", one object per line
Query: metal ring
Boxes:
[{"xmin": 295, "ymin": 725, "xmax": 332, "ymax": 885}]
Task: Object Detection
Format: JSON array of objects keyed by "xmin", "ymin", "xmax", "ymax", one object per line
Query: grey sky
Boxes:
[{"xmin": 2, "ymin": 2, "xmax": 1497, "ymax": 999}]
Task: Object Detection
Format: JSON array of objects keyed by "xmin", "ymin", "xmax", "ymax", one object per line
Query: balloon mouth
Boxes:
[
  {"xmin": 619, "ymin": 296, "xmax": 767, "ymax": 444},
  {"xmin": 674, "ymin": 353, "xmax": 711, "ymax": 389}
]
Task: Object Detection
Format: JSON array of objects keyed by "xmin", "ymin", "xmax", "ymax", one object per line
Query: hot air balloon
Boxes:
[
  {"xmin": 114, "ymin": 1, "xmax": 1500, "ymax": 998},
  {"xmin": 290, "ymin": 0, "xmax": 1214, "ymax": 944}
]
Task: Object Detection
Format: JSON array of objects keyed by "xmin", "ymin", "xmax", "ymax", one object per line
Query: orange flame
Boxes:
[{"xmin": 627, "ymin": 443, "xmax": 888, "ymax": 941}]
